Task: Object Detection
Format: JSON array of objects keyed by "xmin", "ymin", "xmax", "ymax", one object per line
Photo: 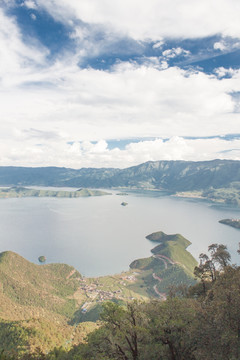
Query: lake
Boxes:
[{"xmin": 0, "ymin": 189, "xmax": 240, "ymax": 277}]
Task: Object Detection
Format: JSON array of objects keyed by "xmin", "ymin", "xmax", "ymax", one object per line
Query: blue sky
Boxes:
[{"xmin": 0, "ymin": 0, "xmax": 240, "ymax": 168}]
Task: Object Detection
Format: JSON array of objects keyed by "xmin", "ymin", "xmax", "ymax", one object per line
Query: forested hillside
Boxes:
[{"xmin": 0, "ymin": 245, "xmax": 239, "ymax": 359}]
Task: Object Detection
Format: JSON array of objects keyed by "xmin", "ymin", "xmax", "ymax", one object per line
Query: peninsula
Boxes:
[
  {"xmin": 130, "ymin": 231, "xmax": 197, "ymax": 298},
  {"xmin": 219, "ymin": 218, "xmax": 240, "ymax": 229},
  {"xmin": 0, "ymin": 187, "xmax": 111, "ymax": 198}
]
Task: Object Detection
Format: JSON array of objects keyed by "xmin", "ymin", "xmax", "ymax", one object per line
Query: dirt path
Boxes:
[
  {"xmin": 153, "ymin": 283, "xmax": 167, "ymax": 301},
  {"xmin": 154, "ymin": 254, "xmax": 176, "ymax": 265},
  {"xmin": 67, "ymin": 269, "xmax": 76, "ymax": 279},
  {"xmin": 152, "ymin": 253, "xmax": 184, "ymax": 299},
  {"xmin": 153, "ymin": 255, "xmax": 168, "ymax": 269},
  {"xmin": 152, "ymin": 272, "xmax": 167, "ymax": 299},
  {"xmin": 152, "ymin": 262, "xmax": 168, "ymax": 300},
  {"xmin": 152, "ymin": 273, "xmax": 163, "ymax": 282}
]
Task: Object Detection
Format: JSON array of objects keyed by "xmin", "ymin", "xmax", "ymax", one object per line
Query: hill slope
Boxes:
[
  {"xmin": 0, "ymin": 252, "xmax": 149, "ymax": 354},
  {"xmin": 130, "ymin": 231, "xmax": 197, "ymax": 297},
  {"xmin": 0, "ymin": 251, "xmax": 82, "ymax": 322}
]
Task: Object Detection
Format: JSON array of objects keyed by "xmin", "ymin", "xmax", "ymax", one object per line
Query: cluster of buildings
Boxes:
[
  {"xmin": 79, "ymin": 273, "xmax": 138, "ymax": 313},
  {"xmin": 79, "ymin": 281, "xmax": 122, "ymax": 312}
]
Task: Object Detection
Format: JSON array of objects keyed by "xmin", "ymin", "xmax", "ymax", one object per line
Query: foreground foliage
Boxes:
[
  {"xmin": 2, "ymin": 263, "xmax": 240, "ymax": 358},
  {"xmin": 1, "ymin": 244, "xmax": 240, "ymax": 359}
]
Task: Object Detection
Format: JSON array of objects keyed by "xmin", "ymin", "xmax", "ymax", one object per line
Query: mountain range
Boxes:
[{"xmin": 0, "ymin": 159, "xmax": 239, "ymax": 192}]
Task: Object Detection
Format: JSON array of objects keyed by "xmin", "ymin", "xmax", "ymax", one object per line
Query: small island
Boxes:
[
  {"xmin": 0, "ymin": 187, "xmax": 111, "ymax": 198},
  {"xmin": 219, "ymin": 218, "xmax": 240, "ymax": 229},
  {"xmin": 121, "ymin": 202, "xmax": 128, "ymax": 206},
  {"xmin": 38, "ymin": 255, "xmax": 46, "ymax": 264}
]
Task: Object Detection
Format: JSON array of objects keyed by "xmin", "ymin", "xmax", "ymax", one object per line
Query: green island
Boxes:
[
  {"xmin": 0, "ymin": 187, "xmax": 111, "ymax": 198},
  {"xmin": 121, "ymin": 201, "xmax": 128, "ymax": 206},
  {"xmin": 219, "ymin": 218, "xmax": 240, "ymax": 229},
  {"xmin": 38, "ymin": 256, "xmax": 46, "ymax": 264}
]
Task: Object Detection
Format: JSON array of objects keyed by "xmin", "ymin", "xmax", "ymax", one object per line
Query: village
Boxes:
[{"xmin": 78, "ymin": 273, "xmax": 138, "ymax": 313}]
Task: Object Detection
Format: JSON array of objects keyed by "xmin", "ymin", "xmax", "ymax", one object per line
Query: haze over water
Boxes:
[{"xmin": 1, "ymin": 190, "xmax": 239, "ymax": 277}]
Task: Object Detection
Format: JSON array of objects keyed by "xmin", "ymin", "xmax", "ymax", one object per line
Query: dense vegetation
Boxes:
[
  {"xmin": 0, "ymin": 244, "xmax": 239, "ymax": 359},
  {"xmin": 0, "ymin": 251, "xmax": 92, "ymax": 353}
]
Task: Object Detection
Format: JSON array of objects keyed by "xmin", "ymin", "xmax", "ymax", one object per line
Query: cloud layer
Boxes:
[
  {"xmin": 0, "ymin": 135, "xmax": 240, "ymax": 169},
  {"xmin": 29, "ymin": 0, "xmax": 240, "ymax": 40},
  {"xmin": 0, "ymin": 1, "xmax": 240, "ymax": 168}
]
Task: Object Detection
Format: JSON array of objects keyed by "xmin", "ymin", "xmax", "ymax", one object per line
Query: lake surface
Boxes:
[{"xmin": 0, "ymin": 189, "xmax": 240, "ymax": 277}]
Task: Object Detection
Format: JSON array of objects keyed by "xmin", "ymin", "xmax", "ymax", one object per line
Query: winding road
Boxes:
[{"xmin": 152, "ymin": 254, "xmax": 176, "ymax": 300}]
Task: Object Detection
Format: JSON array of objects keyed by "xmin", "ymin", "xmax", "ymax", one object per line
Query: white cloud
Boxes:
[
  {"xmin": 24, "ymin": 0, "xmax": 37, "ymax": 9},
  {"xmin": 1, "ymin": 3, "xmax": 240, "ymax": 168},
  {"xmin": 213, "ymin": 38, "xmax": 240, "ymax": 52},
  {"xmin": 153, "ymin": 40, "xmax": 164, "ymax": 49},
  {"xmin": 33, "ymin": 0, "xmax": 240, "ymax": 40},
  {"xmin": 162, "ymin": 47, "xmax": 190, "ymax": 58},
  {"xmin": 1, "ymin": 55, "xmax": 240, "ymax": 165},
  {"xmin": 213, "ymin": 41, "xmax": 227, "ymax": 51},
  {"xmin": 0, "ymin": 9, "xmax": 48, "ymax": 87},
  {"xmin": 0, "ymin": 136, "xmax": 239, "ymax": 169},
  {"xmin": 214, "ymin": 67, "xmax": 236, "ymax": 78}
]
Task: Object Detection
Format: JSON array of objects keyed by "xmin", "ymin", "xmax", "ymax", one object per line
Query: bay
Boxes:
[{"xmin": 0, "ymin": 189, "xmax": 239, "ymax": 277}]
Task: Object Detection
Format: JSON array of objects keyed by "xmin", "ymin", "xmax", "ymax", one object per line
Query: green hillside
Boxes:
[
  {"xmin": 0, "ymin": 237, "xmax": 197, "ymax": 355},
  {"xmin": 0, "ymin": 249, "xmax": 238, "ymax": 359},
  {"xmin": 149, "ymin": 232, "xmax": 196, "ymax": 275},
  {"xmin": 0, "ymin": 251, "xmax": 82, "ymax": 321},
  {"xmin": 130, "ymin": 231, "xmax": 197, "ymax": 295},
  {"xmin": 0, "ymin": 252, "xmax": 149, "ymax": 354},
  {"xmin": 0, "ymin": 252, "xmax": 99, "ymax": 354}
]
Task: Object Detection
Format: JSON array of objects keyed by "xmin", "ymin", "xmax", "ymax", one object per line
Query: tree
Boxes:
[
  {"xmin": 193, "ymin": 266, "xmax": 240, "ymax": 360},
  {"xmin": 99, "ymin": 301, "xmax": 148, "ymax": 360},
  {"xmin": 193, "ymin": 244, "xmax": 231, "ymax": 296},
  {"xmin": 208, "ymin": 243, "xmax": 231, "ymax": 269},
  {"xmin": 146, "ymin": 298, "xmax": 198, "ymax": 360}
]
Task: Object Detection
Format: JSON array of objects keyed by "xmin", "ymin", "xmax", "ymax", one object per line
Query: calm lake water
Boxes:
[{"xmin": 0, "ymin": 189, "xmax": 240, "ymax": 277}]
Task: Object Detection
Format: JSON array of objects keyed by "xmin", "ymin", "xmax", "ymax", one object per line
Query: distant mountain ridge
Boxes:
[{"xmin": 0, "ymin": 160, "xmax": 239, "ymax": 192}]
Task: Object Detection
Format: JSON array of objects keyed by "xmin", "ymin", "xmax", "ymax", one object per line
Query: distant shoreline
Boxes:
[{"xmin": 0, "ymin": 186, "xmax": 111, "ymax": 199}]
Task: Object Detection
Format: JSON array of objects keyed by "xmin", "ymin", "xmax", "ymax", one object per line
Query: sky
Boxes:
[{"xmin": 1, "ymin": 0, "xmax": 240, "ymax": 168}]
